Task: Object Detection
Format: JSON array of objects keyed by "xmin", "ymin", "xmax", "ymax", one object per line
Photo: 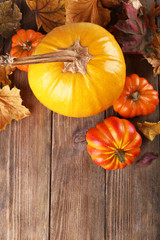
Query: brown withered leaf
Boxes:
[
  {"xmin": 136, "ymin": 153, "xmax": 158, "ymax": 166},
  {"xmin": 137, "ymin": 121, "xmax": 160, "ymax": 141},
  {"xmin": 66, "ymin": 0, "xmax": 111, "ymax": 27},
  {"xmin": 147, "ymin": 2, "xmax": 160, "ymax": 31},
  {"xmin": 0, "ymin": 0, "xmax": 22, "ymax": 38},
  {"xmin": 145, "ymin": 33, "xmax": 160, "ymax": 76},
  {"xmin": 0, "ymin": 86, "xmax": 31, "ymax": 130},
  {"xmin": 26, "ymin": 0, "xmax": 66, "ymax": 32},
  {"xmin": 101, "ymin": 0, "xmax": 121, "ymax": 8},
  {"xmin": 0, "ymin": 65, "xmax": 15, "ymax": 86}
]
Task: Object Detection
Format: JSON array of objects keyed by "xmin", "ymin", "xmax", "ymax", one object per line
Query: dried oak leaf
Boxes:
[
  {"xmin": 101, "ymin": 0, "xmax": 121, "ymax": 8},
  {"xmin": 0, "ymin": 0, "xmax": 22, "ymax": 38},
  {"xmin": 135, "ymin": 153, "xmax": 158, "ymax": 166},
  {"xmin": 26, "ymin": 0, "xmax": 66, "ymax": 32},
  {"xmin": 137, "ymin": 121, "xmax": 160, "ymax": 141},
  {"xmin": 145, "ymin": 33, "xmax": 160, "ymax": 76},
  {"xmin": 112, "ymin": 2, "xmax": 153, "ymax": 54},
  {"xmin": 66, "ymin": 0, "xmax": 111, "ymax": 27},
  {"xmin": 147, "ymin": 2, "xmax": 160, "ymax": 31},
  {"xmin": 0, "ymin": 86, "xmax": 31, "ymax": 130}
]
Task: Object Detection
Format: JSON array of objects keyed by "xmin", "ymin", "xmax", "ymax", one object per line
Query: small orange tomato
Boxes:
[
  {"xmin": 10, "ymin": 29, "xmax": 44, "ymax": 72},
  {"xmin": 113, "ymin": 74, "xmax": 159, "ymax": 118},
  {"xmin": 86, "ymin": 116, "xmax": 142, "ymax": 170}
]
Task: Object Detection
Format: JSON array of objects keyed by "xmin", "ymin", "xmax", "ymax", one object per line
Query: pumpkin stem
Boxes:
[
  {"xmin": 131, "ymin": 91, "xmax": 140, "ymax": 101},
  {"xmin": 0, "ymin": 39, "xmax": 93, "ymax": 75},
  {"xmin": 115, "ymin": 149, "xmax": 126, "ymax": 164}
]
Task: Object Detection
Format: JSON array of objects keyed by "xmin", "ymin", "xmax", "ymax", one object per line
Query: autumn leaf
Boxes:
[
  {"xmin": 128, "ymin": 0, "xmax": 142, "ymax": 11},
  {"xmin": 0, "ymin": 54, "xmax": 16, "ymax": 86},
  {"xmin": 0, "ymin": 86, "xmax": 30, "ymax": 130},
  {"xmin": 66, "ymin": 0, "xmax": 111, "ymax": 27},
  {"xmin": 136, "ymin": 153, "xmax": 158, "ymax": 166},
  {"xmin": 101, "ymin": 0, "xmax": 121, "ymax": 8},
  {"xmin": 112, "ymin": 2, "xmax": 153, "ymax": 54},
  {"xmin": 0, "ymin": 65, "xmax": 12, "ymax": 86},
  {"xmin": 147, "ymin": 2, "xmax": 160, "ymax": 31},
  {"xmin": 145, "ymin": 33, "xmax": 160, "ymax": 76},
  {"xmin": 0, "ymin": 0, "xmax": 22, "ymax": 38},
  {"xmin": 137, "ymin": 121, "xmax": 160, "ymax": 141},
  {"xmin": 26, "ymin": 0, "xmax": 66, "ymax": 32}
]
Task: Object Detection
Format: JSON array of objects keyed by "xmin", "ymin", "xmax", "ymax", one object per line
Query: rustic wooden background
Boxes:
[{"xmin": 0, "ymin": 0, "xmax": 159, "ymax": 239}]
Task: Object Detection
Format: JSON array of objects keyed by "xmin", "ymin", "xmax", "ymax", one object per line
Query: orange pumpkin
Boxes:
[
  {"xmin": 86, "ymin": 116, "xmax": 142, "ymax": 170},
  {"xmin": 113, "ymin": 74, "xmax": 159, "ymax": 118},
  {"xmin": 28, "ymin": 23, "xmax": 126, "ymax": 117},
  {"xmin": 10, "ymin": 29, "xmax": 44, "ymax": 72}
]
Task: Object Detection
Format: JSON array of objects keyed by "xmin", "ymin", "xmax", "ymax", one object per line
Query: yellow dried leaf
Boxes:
[
  {"xmin": 0, "ymin": 65, "xmax": 15, "ymax": 86},
  {"xmin": 26, "ymin": 0, "xmax": 66, "ymax": 32},
  {"xmin": 66, "ymin": 0, "xmax": 111, "ymax": 27},
  {"xmin": 0, "ymin": 86, "xmax": 31, "ymax": 130},
  {"xmin": 145, "ymin": 33, "xmax": 160, "ymax": 76},
  {"xmin": 137, "ymin": 121, "xmax": 160, "ymax": 141}
]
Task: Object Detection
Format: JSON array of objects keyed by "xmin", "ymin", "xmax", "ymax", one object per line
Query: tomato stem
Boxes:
[
  {"xmin": 131, "ymin": 91, "xmax": 140, "ymax": 101},
  {"xmin": 22, "ymin": 42, "xmax": 32, "ymax": 52},
  {"xmin": 115, "ymin": 149, "xmax": 126, "ymax": 164}
]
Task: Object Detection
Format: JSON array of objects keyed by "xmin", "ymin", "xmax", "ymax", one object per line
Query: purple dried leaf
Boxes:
[
  {"xmin": 112, "ymin": 2, "xmax": 153, "ymax": 54},
  {"xmin": 135, "ymin": 153, "xmax": 158, "ymax": 166}
]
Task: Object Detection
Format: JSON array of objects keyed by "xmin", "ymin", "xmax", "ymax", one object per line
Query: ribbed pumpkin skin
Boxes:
[
  {"xmin": 28, "ymin": 23, "xmax": 126, "ymax": 117},
  {"xmin": 113, "ymin": 74, "xmax": 159, "ymax": 118},
  {"xmin": 86, "ymin": 116, "xmax": 142, "ymax": 170},
  {"xmin": 10, "ymin": 29, "xmax": 44, "ymax": 72}
]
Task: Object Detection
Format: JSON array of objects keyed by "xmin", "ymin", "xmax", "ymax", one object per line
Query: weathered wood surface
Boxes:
[{"xmin": 0, "ymin": 0, "xmax": 159, "ymax": 240}]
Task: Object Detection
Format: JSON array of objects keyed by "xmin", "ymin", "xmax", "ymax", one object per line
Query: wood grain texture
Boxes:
[
  {"xmin": 105, "ymin": 56, "xmax": 160, "ymax": 239},
  {"xmin": 0, "ymin": 1, "xmax": 51, "ymax": 239},
  {"xmin": 0, "ymin": 0, "xmax": 160, "ymax": 239},
  {"xmin": 50, "ymin": 114, "xmax": 106, "ymax": 240}
]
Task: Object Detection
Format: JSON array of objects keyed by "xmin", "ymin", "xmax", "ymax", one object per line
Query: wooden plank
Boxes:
[
  {"xmin": 50, "ymin": 114, "xmax": 106, "ymax": 240},
  {"xmin": 0, "ymin": 1, "xmax": 51, "ymax": 239},
  {"xmin": 105, "ymin": 56, "xmax": 160, "ymax": 239}
]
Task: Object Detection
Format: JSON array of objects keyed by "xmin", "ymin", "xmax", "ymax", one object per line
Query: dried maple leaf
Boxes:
[
  {"xmin": 0, "ymin": 65, "xmax": 12, "ymax": 86},
  {"xmin": 0, "ymin": 86, "xmax": 31, "ymax": 130},
  {"xmin": 137, "ymin": 121, "xmax": 160, "ymax": 141},
  {"xmin": 136, "ymin": 153, "xmax": 158, "ymax": 166},
  {"xmin": 112, "ymin": 2, "xmax": 153, "ymax": 54},
  {"xmin": 101, "ymin": 0, "xmax": 121, "ymax": 8},
  {"xmin": 0, "ymin": 54, "xmax": 16, "ymax": 86},
  {"xmin": 66, "ymin": 0, "xmax": 111, "ymax": 27},
  {"xmin": 147, "ymin": 2, "xmax": 160, "ymax": 31},
  {"xmin": 26, "ymin": 0, "xmax": 66, "ymax": 32},
  {"xmin": 145, "ymin": 33, "xmax": 160, "ymax": 75},
  {"xmin": 0, "ymin": 0, "xmax": 22, "ymax": 38}
]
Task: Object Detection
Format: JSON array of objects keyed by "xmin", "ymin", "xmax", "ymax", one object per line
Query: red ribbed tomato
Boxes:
[
  {"xmin": 86, "ymin": 116, "xmax": 142, "ymax": 170},
  {"xmin": 10, "ymin": 29, "xmax": 44, "ymax": 72},
  {"xmin": 113, "ymin": 74, "xmax": 159, "ymax": 118}
]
